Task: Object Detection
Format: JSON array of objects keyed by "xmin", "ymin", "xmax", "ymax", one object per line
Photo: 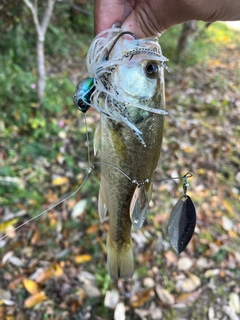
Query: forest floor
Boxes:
[{"xmin": 0, "ymin": 23, "xmax": 240, "ymax": 320}]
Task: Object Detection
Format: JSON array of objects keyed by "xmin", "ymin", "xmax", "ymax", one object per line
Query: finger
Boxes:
[
  {"xmin": 121, "ymin": 0, "xmax": 172, "ymax": 38},
  {"xmin": 94, "ymin": 0, "xmax": 126, "ymax": 35}
]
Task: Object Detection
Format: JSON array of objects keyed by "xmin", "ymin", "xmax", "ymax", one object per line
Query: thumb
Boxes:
[{"xmin": 121, "ymin": 1, "xmax": 173, "ymax": 38}]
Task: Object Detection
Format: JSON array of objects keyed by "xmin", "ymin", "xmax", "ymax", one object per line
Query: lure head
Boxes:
[{"xmin": 73, "ymin": 77, "xmax": 94, "ymax": 113}]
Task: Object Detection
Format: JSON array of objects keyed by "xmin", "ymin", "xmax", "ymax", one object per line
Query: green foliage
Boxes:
[{"xmin": 160, "ymin": 21, "xmax": 240, "ymax": 67}]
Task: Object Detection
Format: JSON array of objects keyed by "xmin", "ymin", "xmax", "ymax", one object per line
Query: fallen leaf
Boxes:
[
  {"xmin": 177, "ymin": 257, "xmax": 193, "ymax": 271},
  {"xmin": 164, "ymin": 251, "xmax": 178, "ymax": 265},
  {"xmin": 2, "ymin": 299, "xmax": 15, "ymax": 306},
  {"xmin": 228, "ymin": 230, "xmax": 238, "ymax": 239},
  {"xmin": 15, "ymin": 310, "xmax": 29, "ymax": 320},
  {"xmin": 222, "ymin": 305, "xmax": 239, "ymax": 320},
  {"xmin": 24, "ymin": 292, "xmax": 47, "ymax": 308},
  {"xmin": 208, "ymin": 307, "xmax": 215, "ymax": 320},
  {"xmin": 58, "ymin": 130, "xmax": 67, "ymax": 139},
  {"xmin": 176, "ymin": 274, "xmax": 201, "ymax": 292},
  {"xmin": 156, "ymin": 286, "xmax": 175, "ymax": 305},
  {"xmin": 8, "ymin": 275, "xmax": 26, "ymax": 290},
  {"xmin": 76, "ymin": 288, "xmax": 87, "ymax": 306},
  {"xmin": 114, "ymin": 302, "xmax": 125, "ymax": 320},
  {"xmin": 104, "ymin": 289, "xmax": 119, "ymax": 309},
  {"xmin": 2, "ymin": 251, "xmax": 14, "ymax": 266},
  {"xmin": 8, "ymin": 255, "xmax": 23, "ymax": 267},
  {"xmin": 30, "ymin": 228, "xmax": 41, "ymax": 245},
  {"xmin": 222, "ymin": 200, "xmax": 235, "ymax": 216},
  {"xmin": 204, "ymin": 269, "xmax": 220, "ymax": 278},
  {"xmin": 35, "ymin": 268, "xmax": 54, "ymax": 284},
  {"xmin": 130, "ymin": 289, "xmax": 154, "ymax": 307},
  {"xmin": 23, "ymin": 279, "xmax": 40, "ymax": 295},
  {"xmin": 134, "ymin": 309, "xmax": 149, "ymax": 319},
  {"xmin": 86, "ymin": 224, "xmax": 99, "ymax": 234},
  {"xmin": 229, "ymin": 292, "xmax": 240, "ymax": 314},
  {"xmin": 0, "ymin": 289, "xmax": 11, "ymax": 301},
  {"xmin": 196, "ymin": 257, "xmax": 212, "ymax": 270},
  {"xmin": 52, "ymin": 176, "xmax": 69, "ymax": 186},
  {"xmin": 222, "ymin": 215, "xmax": 234, "ymax": 231},
  {"xmin": 83, "ymin": 281, "xmax": 101, "ymax": 298},
  {"xmin": 45, "ymin": 190, "xmax": 59, "ymax": 203},
  {"xmin": 143, "ymin": 277, "xmax": 155, "ymax": 288},
  {"xmin": 175, "ymin": 288, "xmax": 203, "ymax": 305},
  {"xmin": 71, "ymin": 199, "xmax": 88, "ymax": 219},
  {"xmin": 52, "ymin": 263, "xmax": 63, "ymax": 277},
  {"xmin": 0, "ymin": 219, "xmax": 19, "ymax": 233},
  {"xmin": 149, "ymin": 302, "xmax": 163, "ymax": 320},
  {"xmin": 74, "ymin": 254, "xmax": 92, "ymax": 264}
]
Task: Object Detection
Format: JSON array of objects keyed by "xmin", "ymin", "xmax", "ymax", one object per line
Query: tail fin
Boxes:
[{"xmin": 107, "ymin": 234, "xmax": 134, "ymax": 282}]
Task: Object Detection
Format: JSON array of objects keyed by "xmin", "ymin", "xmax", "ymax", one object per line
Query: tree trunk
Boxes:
[
  {"xmin": 176, "ymin": 21, "xmax": 198, "ymax": 57},
  {"xmin": 37, "ymin": 37, "xmax": 45, "ymax": 102},
  {"xmin": 22, "ymin": 0, "xmax": 56, "ymax": 103}
]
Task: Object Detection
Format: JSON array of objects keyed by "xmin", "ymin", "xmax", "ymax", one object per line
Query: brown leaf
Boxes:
[
  {"xmin": 86, "ymin": 225, "xmax": 99, "ymax": 234},
  {"xmin": 35, "ymin": 263, "xmax": 63, "ymax": 284},
  {"xmin": 45, "ymin": 190, "xmax": 59, "ymax": 203},
  {"xmin": 24, "ymin": 292, "xmax": 47, "ymax": 308},
  {"xmin": 35, "ymin": 268, "xmax": 54, "ymax": 284},
  {"xmin": 30, "ymin": 228, "xmax": 41, "ymax": 245},
  {"xmin": 175, "ymin": 288, "xmax": 203, "ymax": 305},
  {"xmin": 164, "ymin": 251, "xmax": 178, "ymax": 265},
  {"xmin": 130, "ymin": 289, "xmax": 154, "ymax": 307},
  {"xmin": 8, "ymin": 275, "xmax": 26, "ymax": 290}
]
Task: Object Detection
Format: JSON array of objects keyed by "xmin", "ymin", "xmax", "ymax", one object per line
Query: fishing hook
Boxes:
[{"xmin": 105, "ymin": 31, "xmax": 138, "ymax": 60}]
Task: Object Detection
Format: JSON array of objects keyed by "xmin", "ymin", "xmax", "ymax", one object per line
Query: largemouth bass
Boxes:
[{"xmin": 73, "ymin": 28, "xmax": 168, "ymax": 281}]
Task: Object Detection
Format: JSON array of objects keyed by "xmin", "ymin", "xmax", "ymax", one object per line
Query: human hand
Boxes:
[{"xmin": 94, "ymin": 0, "xmax": 240, "ymax": 38}]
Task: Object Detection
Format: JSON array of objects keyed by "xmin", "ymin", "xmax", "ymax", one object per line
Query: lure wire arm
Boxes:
[{"xmin": 92, "ymin": 161, "xmax": 194, "ymax": 188}]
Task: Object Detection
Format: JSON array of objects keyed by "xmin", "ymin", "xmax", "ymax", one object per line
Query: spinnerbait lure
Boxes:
[{"xmin": 72, "ymin": 27, "xmax": 196, "ymax": 281}]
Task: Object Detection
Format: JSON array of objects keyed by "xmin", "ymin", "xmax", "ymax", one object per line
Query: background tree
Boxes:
[{"xmin": 22, "ymin": 0, "xmax": 56, "ymax": 102}]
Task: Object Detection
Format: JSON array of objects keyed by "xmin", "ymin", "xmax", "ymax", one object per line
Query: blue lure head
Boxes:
[{"xmin": 73, "ymin": 78, "xmax": 94, "ymax": 113}]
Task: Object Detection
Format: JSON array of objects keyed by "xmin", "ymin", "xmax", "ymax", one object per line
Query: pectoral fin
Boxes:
[
  {"xmin": 98, "ymin": 185, "xmax": 108, "ymax": 222},
  {"xmin": 130, "ymin": 185, "xmax": 149, "ymax": 230}
]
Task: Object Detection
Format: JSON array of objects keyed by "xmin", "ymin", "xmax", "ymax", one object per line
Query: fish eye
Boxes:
[{"xmin": 145, "ymin": 61, "xmax": 159, "ymax": 78}]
